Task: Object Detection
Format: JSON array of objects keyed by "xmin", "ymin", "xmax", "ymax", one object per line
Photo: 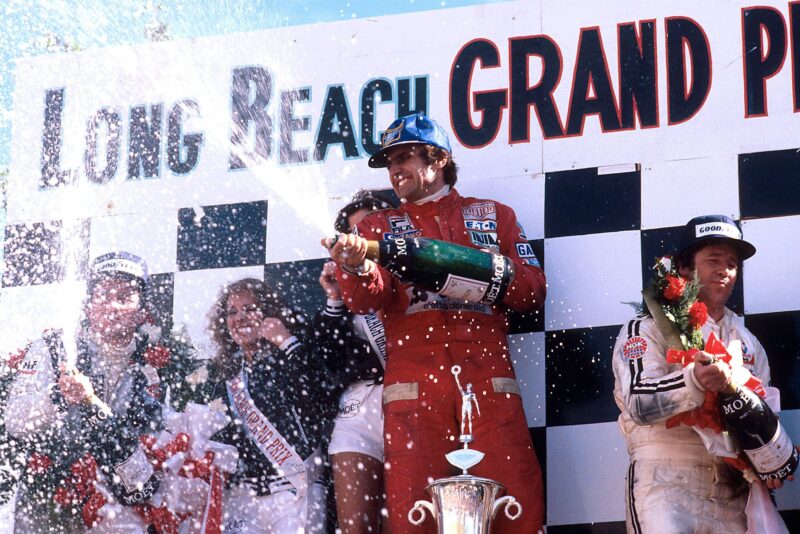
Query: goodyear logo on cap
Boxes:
[
  {"xmin": 382, "ymin": 123, "xmax": 404, "ymax": 147},
  {"xmin": 93, "ymin": 258, "xmax": 146, "ymax": 280},
  {"xmin": 695, "ymin": 222, "xmax": 741, "ymax": 240}
]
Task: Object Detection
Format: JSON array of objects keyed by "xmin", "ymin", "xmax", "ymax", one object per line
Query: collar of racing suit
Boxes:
[
  {"xmin": 413, "ymin": 184, "xmax": 451, "ymax": 205},
  {"xmin": 700, "ymin": 306, "xmax": 739, "ymax": 344}
]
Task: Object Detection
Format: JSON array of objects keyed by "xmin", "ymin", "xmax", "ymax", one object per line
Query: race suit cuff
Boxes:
[
  {"xmin": 340, "ymin": 260, "xmax": 374, "ymax": 277},
  {"xmin": 324, "ymin": 299, "xmax": 346, "ymax": 317},
  {"xmin": 279, "ymin": 336, "xmax": 301, "ymax": 356},
  {"xmin": 684, "ymin": 363, "xmax": 707, "ymax": 404}
]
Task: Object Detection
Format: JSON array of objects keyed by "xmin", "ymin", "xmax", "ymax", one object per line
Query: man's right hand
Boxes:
[
  {"xmin": 692, "ymin": 352, "xmax": 733, "ymax": 392},
  {"xmin": 58, "ymin": 365, "xmax": 95, "ymax": 405},
  {"xmin": 322, "ymin": 234, "xmax": 373, "ymax": 274}
]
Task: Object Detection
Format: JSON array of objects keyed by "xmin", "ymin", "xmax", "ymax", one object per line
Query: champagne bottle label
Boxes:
[
  {"xmin": 744, "ymin": 425, "xmax": 796, "ymax": 477},
  {"xmin": 438, "ymin": 274, "xmax": 491, "ymax": 302},
  {"xmin": 113, "ymin": 444, "xmax": 159, "ymax": 504}
]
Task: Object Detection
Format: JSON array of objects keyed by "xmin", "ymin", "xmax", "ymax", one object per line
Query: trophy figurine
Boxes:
[{"xmin": 408, "ymin": 365, "xmax": 522, "ymax": 533}]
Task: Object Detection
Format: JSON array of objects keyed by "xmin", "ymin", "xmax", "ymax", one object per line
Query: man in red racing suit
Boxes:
[{"xmin": 328, "ymin": 113, "xmax": 545, "ymax": 534}]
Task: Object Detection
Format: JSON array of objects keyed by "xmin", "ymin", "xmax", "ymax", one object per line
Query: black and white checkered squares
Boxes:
[{"xmin": 3, "ymin": 145, "xmax": 800, "ymax": 530}]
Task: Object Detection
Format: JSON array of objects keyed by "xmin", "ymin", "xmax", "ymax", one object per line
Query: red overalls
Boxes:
[{"xmin": 337, "ymin": 188, "xmax": 546, "ymax": 534}]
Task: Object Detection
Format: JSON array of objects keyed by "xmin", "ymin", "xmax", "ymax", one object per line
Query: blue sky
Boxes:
[{"xmin": 0, "ymin": 0, "xmax": 507, "ymax": 170}]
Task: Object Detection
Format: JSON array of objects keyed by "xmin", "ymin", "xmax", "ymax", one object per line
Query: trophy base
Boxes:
[
  {"xmin": 408, "ymin": 475, "xmax": 521, "ymax": 533},
  {"xmin": 459, "ymin": 434, "xmax": 473, "ymax": 444}
]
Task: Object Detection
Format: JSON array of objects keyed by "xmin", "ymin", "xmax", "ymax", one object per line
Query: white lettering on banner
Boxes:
[
  {"xmin": 7, "ymin": 1, "xmax": 800, "ymax": 226},
  {"xmin": 395, "ymin": 239, "xmax": 407, "ymax": 256}
]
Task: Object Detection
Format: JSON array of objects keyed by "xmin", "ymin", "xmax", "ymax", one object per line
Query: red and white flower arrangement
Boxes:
[{"xmin": 650, "ymin": 256, "xmax": 708, "ymax": 350}]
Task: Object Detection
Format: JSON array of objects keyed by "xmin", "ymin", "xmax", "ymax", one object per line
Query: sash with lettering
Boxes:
[
  {"xmin": 353, "ymin": 313, "xmax": 387, "ymax": 368},
  {"xmin": 226, "ymin": 369, "xmax": 308, "ymax": 497}
]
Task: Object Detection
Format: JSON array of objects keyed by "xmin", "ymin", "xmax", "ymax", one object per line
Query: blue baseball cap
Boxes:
[
  {"xmin": 368, "ymin": 113, "xmax": 452, "ymax": 168},
  {"xmin": 678, "ymin": 215, "xmax": 756, "ymax": 261}
]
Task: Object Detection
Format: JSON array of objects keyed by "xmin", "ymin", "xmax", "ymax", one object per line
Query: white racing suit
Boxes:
[
  {"xmin": 612, "ymin": 308, "xmax": 770, "ymax": 534},
  {"xmin": 5, "ymin": 331, "xmax": 162, "ymax": 533}
]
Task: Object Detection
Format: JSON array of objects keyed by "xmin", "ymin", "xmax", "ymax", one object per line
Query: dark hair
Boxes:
[
  {"xmin": 421, "ymin": 145, "xmax": 458, "ymax": 186},
  {"xmin": 334, "ymin": 188, "xmax": 400, "ymax": 233},
  {"xmin": 674, "ymin": 240, "xmax": 741, "ymax": 273},
  {"xmin": 207, "ymin": 278, "xmax": 308, "ymax": 380}
]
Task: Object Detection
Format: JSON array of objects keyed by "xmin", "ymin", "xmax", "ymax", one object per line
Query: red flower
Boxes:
[
  {"xmin": 663, "ymin": 275, "xmax": 687, "ymax": 301},
  {"xmin": 688, "ymin": 301, "xmax": 708, "ymax": 328},
  {"xmin": 27, "ymin": 453, "xmax": 53, "ymax": 474},
  {"xmin": 144, "ymin": 345, "xmax": 170, "ymax": 368}
]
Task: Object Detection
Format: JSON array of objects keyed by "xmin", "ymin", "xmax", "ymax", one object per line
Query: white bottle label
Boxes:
[
  {"xmin": 744, "ymin": 424, "xmax": 794, "ymax": 473},
  {"xmin": 439, "ymin": 274, "xmax": 489, "ymax": 302},
  {"xmin": 114, "ymin": 444, "xmax": 154, "ymax": 493}
]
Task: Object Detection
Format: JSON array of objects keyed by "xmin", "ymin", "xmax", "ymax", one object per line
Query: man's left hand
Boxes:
[{"xmin": 765, "ymin": 448, "xmax": 800, "ymax": 489}]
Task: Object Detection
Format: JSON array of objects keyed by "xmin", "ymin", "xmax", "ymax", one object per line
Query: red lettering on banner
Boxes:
[
  {"xmin": 258, "ymin": 428, "xmax": 273, "ymax": 444},
  {"xmin": 277, "ymin": 450, "xmax": 293, "ymax": 466}
]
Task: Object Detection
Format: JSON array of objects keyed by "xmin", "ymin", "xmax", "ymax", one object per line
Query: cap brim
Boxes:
[
  {"xmin": 681, "ymin": 237, "xmax": 757, "ymax": 262},
  {"xmin": 735, "ymin": 240, "xmax": 757, "ymax": 261},
  {"xmin": 367, "ymin": 140, "xmax": 429, "ymax": 168}
]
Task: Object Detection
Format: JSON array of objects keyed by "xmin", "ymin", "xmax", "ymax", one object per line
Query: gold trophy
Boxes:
[{"xmin": 407, "ymin": 365, "xmax": 522, "ymax": 533}]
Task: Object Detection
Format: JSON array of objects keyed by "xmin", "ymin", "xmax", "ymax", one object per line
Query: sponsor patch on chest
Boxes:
[
  {"xmin": 623, "ymin": 336, "xmax": 648, "ymax": 359},
  {"xmin": 384, "ymin": 214, "xmax": 421, "ymax": 239},
  {"xmin": 462, "ymin": 202, "xmax": 497, "ymax": 220},
  {"xmin": 467, "ymin": 230, "xmax": 499, "ymax": 249},
  {"xmin": 741, "ymin": 341, "xmax": 754, "ymax": 364}
]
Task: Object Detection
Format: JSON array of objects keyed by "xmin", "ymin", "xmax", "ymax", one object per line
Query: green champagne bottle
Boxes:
[{"xmin": 362, "ymin": 237, "xmax": 515, "ymax": 305}]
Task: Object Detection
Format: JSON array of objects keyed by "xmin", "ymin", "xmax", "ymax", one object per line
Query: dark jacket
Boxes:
[
  {"xmin": 197, "ymin": 335, "xmax": 339, "ymax": 496},
  {"xmin": 313, "ymin": 299, "xmax": 385, "ymax": 388}
]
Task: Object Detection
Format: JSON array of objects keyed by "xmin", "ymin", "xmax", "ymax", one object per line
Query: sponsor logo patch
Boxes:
[
  {"xmin": 338, "ymin": 397, "xmax": 362, "ymax": 419},
  {"xmin": 382, "ymin": 123, "xmax": 404, "ymax": 146},
  {"xmin": 468, "ymin": 231, "xmax": 499, "ymax": 249},
  {"xmin": 623, "ymin": 336, "xmax": 648, "ymax": 359},
  {"xmin": 462, "ymin": 202, "xmax": 496, "ymax": 220},
  {"xmin": 516, "ymin": 222, "xmax": 528, "ymax": 239},
  {"xmin": 384, "ymin": 214, "xmax": 421, "ymax": 239},
  {"xmin": 741, "ymin": 342, "xmax": 754, "ymax": 364},
  {"xmin": 516, "ymin": 243, "xmax": 540, "ymax": 267},
  {"xmin": 464, "ymin": 220, "xmax": 497, "ymax": 232},
  {"xmin": 695, "ymin": 222, "xmax": 741, "ymax": 239}
]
